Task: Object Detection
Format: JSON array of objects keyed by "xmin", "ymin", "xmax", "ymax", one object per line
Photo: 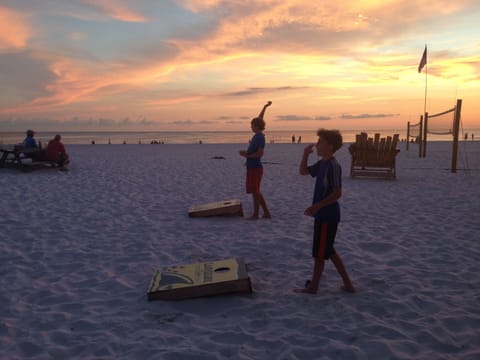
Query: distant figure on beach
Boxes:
[
  {"xmin": 472, "ymin": 133, "xmax": 474, "ymax": 141},
  {"xmin": 23, "ymin": 129, "xmax": 38, "ymax": 148},
  {"xmin": 292, "ymin": 135, "xmax": 295, "ymax": 143},
  {"xmin": 298, "ymin": 135, "xmax": 302, "ymax": 144},
  {"xmin": 45, "ymin": 134, "xmax": 70, "ymax": 167},
  {"xmin": 239, "ymin": 101, "xmax": 272, "ymax": 219},
  {"xmin": 294, "ymin": 129, "xmax": 355, "ymax": 294}
]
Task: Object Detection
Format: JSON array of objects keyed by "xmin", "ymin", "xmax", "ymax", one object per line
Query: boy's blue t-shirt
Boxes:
[
  {"xmin": 308, "ymin": 157, "xmax": 342, "ymax": 222},
  {"xmin": 23, "ymin": 137, "xmax": 37, "ymax": 148},
  {"xmin": 246, "ymin": 133, "xmax": 265, "ymax": 168}
]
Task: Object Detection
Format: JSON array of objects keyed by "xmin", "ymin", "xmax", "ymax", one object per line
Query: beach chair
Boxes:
[{"xmin": 349, "ymin": 133, "xmax": 400, "ymax": 179}]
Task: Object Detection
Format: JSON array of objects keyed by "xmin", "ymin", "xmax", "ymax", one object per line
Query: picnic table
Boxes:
[{"xmin": 0, "ymin": 146, "xmax": 60, "ymax": 172}]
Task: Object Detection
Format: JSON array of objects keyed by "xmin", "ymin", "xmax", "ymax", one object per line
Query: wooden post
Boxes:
[
  {"xmin": 451, "ymin": 99, "xmax": 462, "ymax": 173},
  {"xmin": 419, "ymin": 115, "xmax": 423, "ymax": 158},
  {"xmin": 422, "ymin": 113, "xmax": 428, "ymax": 158},
  {"xmin": 406, "ymin": 121, "xmax": 410, "ymax": 151}
]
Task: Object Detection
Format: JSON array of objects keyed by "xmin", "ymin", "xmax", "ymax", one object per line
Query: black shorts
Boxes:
[{"xmin": 312, "ymin": 221, "xmax": 338, "ymax": 260}]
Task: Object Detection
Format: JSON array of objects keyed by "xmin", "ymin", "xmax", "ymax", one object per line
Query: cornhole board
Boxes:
[
  {"xmin": 188, "ymin": 199, "xmax": 243, "ymax": 217},
  {"xmin": 147, "ymin": 258, "xmax": 252, "ymax": 301}
]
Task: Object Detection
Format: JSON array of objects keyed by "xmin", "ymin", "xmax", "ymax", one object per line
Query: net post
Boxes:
[
  {"xmin": 418, "ymin": 115, "xmax": 423, "ymax": 158},
  {"xmin": 422, "ymin": 113, "xmax": 428, "ymax": 158},
  {"xmin": 451, "ymin": 99, "xmax": 462, "ymax": 173},
  {"xmin": 406, "ymin": 121, "xmax": 410, "ymax": 151},
  {"xmin": 419, "ymin": 112, "xmax": 428, "ymax": 157}
]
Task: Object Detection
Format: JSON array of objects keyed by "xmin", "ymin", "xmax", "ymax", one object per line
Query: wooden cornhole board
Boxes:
[
  {"xmin": 188, "ymin": 199, "xmax": 243, "ymax": 217},
  {"xmin": 147, "ymin": 258, "xmax": 252, "ymax": 301}
]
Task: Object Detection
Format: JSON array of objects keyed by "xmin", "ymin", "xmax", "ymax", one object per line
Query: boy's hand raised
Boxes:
[{"xmin": 303, "ymin": 144, "xmax": 314, "ymax": 156}]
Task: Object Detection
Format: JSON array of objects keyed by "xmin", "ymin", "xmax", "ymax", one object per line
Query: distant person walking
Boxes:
[{"xmin": 239, "ymin": 101, "xmax": 272, "ymax": 219}]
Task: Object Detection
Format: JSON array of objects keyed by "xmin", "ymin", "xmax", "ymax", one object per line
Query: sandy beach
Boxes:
[{"xmin": 1, "ymin": 140, "xmax": 479, "ymax": 359}]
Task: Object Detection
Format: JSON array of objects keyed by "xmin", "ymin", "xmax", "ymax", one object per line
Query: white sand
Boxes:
[{"xmin": 1, "ymin": 141, "xmax": 479, "ymax": 359}]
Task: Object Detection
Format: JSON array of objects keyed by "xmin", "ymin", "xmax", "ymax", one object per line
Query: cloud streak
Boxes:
[{"xmin": 0, "ymin": 1, "xmax": 479, "ymax": 130}]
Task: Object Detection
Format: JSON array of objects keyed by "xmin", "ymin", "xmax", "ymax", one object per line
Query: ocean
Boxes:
[{"xmin": 0, "ymin": 129, "xmax": 477, "ymax": 146}]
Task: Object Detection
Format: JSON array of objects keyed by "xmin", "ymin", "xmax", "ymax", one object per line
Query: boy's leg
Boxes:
[
  {"xmin": 330, "ymin": 253, "xmax": 355, "ymax": 293},
  {"xmin": 294, "ymin": 258, "xmax": 324, "ymax": 293},
  {"xmin": 258, "ymin": 192, "xmax": 271, "ymax": 218},
  {"xmin": 250, "ymin": 193, "xmax": 260, "ymax": 219},
  {"xmin": 294, "ymin": 221, "xmax": 329, "ymax": 294}
]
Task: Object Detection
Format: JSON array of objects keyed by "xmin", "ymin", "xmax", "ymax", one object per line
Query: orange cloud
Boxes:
[
  {"xmin": 84, "ymin": 0, "xmax": 149, "ymax": 22},
  {"xmin": 0, "ymin": 7, "xmax": 31, "ymax": 50}
]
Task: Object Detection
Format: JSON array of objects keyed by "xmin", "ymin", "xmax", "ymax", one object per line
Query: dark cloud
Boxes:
[
  {"xmin": 246, "ymin": 22, "xmax": 370, "ymax": 54},
  {"xmin": 340, "ymin": 113, "xmax": 400, "ymax": 119},
  {"xmin": 167, "ymin": 119, "xmax": 217, "ymax": 126},
  {"xmin": 275, "ymin": 115, "xmax": 332, "ymax": 121},
  {"xmin": 226, "ymin": 86, "xmax": 309, "ymax": 97},
  {"xmin": 0, "ymin": 52, "xmax": 56, "ymax": 107},
  {"xmin": 224, "ymin": 120, "xmax": 243, "ymax": 125},
  {"xmin": 168, "ymin": 120, "xmax": 195, "ymax": 125},
  {"xmin": 272, "ymin": 113, "xmax": 399, "ymax": 123},
  {"xmin": 0, "ymin": 116, "xmax": 158, "ymax": 130},
  {"xmin": 276, "ymin": 115, "xmax": 314, "ymax": 121},
  {"xmin": 118, "ymin": 41, "xmax": 180, "ymax": 67}
]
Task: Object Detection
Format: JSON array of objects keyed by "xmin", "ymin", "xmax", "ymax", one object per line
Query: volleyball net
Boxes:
[
  {"xmin": 422, "ymin": 99, "xmax": 463, "ymax": 173},
  {"xmin": 406, "ymin": 119, "xmax": 422, "ymax": 154},
  {"xmin": 407, "ymin": 121, "xmax": 422, "ymax": 139},
  {"xmin": 425, "ymin": 106, "xmax": 456, "ymax": 135}
]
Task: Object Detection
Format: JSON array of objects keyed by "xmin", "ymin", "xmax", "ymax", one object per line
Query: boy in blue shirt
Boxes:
[
  {"xmin": 295, "ymin": 129, "xmax": 355, "ymax": 294},
  {"xmin": 239, "ymin": 101, "xmax": 272, "ymax": 219},
  {"xmin": 23, "ymin": 129, "xmax": 38, "ymax": 148}
]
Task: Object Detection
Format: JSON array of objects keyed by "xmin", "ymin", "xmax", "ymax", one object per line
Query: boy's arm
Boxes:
[
  {"xmin": 239, "ymin": 147, "xmax": 264, "ymax": 158},
  {"xmin": 257, "ymin": 101, "xmax": 272, "ymax": 119},
  {"xmin": 304, "ymin": 187, "xmax": 342, "ymax": 216},
  {"xmin": 300, "ymin": 144, "xmax": 314, "ymax": 175}
]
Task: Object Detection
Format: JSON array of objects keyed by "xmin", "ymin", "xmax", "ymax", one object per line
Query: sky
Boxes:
[{"xmin": 0, "ymin": 0, "xmax": 479, "ymax": 132}]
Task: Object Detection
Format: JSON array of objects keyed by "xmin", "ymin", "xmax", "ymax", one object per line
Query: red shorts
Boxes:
[
  {"xmin": 246, "ymin": 167, "xmax": 263, "ymax": 194},
  {"xmin": 312, "ymin": 221, "xmax": 337, "ymax": 260}
]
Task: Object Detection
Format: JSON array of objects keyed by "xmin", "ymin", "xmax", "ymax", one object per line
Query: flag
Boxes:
[{"xmin": 418, "ymin": 45, "xmax": 427, "ymax": 73}]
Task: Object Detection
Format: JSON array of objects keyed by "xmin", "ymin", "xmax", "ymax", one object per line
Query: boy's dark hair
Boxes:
[
  {"xmin": 251, "ymin": 117, "xmax": 266, "ymax": 131},
  {"xmin": 317, "ymin": 129, "xmax": 343, "ymax": 153}
]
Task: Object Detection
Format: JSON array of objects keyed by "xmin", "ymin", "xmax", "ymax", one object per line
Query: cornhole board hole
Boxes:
[
  {"xmin": 188, "ymin": 199, "xmax": 243, "ymax": 217},
  {"xmin": 147, "ymin": 258, "xmax": 252, "ymax": 301}
]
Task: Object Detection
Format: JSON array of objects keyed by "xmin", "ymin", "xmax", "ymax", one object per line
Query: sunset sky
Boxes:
[{"xmin": 1, "ymin": 0, "xmax": 479, "ymax": 132}]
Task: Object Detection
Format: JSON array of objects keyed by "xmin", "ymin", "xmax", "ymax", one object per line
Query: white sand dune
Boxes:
[{"xmin": 1, "ymin": 141, "xmax": 479, "ymax": 359}]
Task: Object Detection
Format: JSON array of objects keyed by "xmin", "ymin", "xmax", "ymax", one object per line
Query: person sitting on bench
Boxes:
[
  {"xmin": 45, "ymin": 134, "xmax": 70, "ymax": 167},
  {"xmin": 20, "ymin": 129, "xmax": 46, "ymax": 160},
  {"xmin": 23, "ymin": 129, "xmax": 38, "ymax": 148}
]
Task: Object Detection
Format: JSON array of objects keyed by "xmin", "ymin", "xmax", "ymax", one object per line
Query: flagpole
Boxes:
[
  {"xmin": 421, "ymin": 44, "xmax": 427, "ymax": 158},
  {"xmin": 424, "ymin": 46, "xmax": 427, "ymax": 116}
]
